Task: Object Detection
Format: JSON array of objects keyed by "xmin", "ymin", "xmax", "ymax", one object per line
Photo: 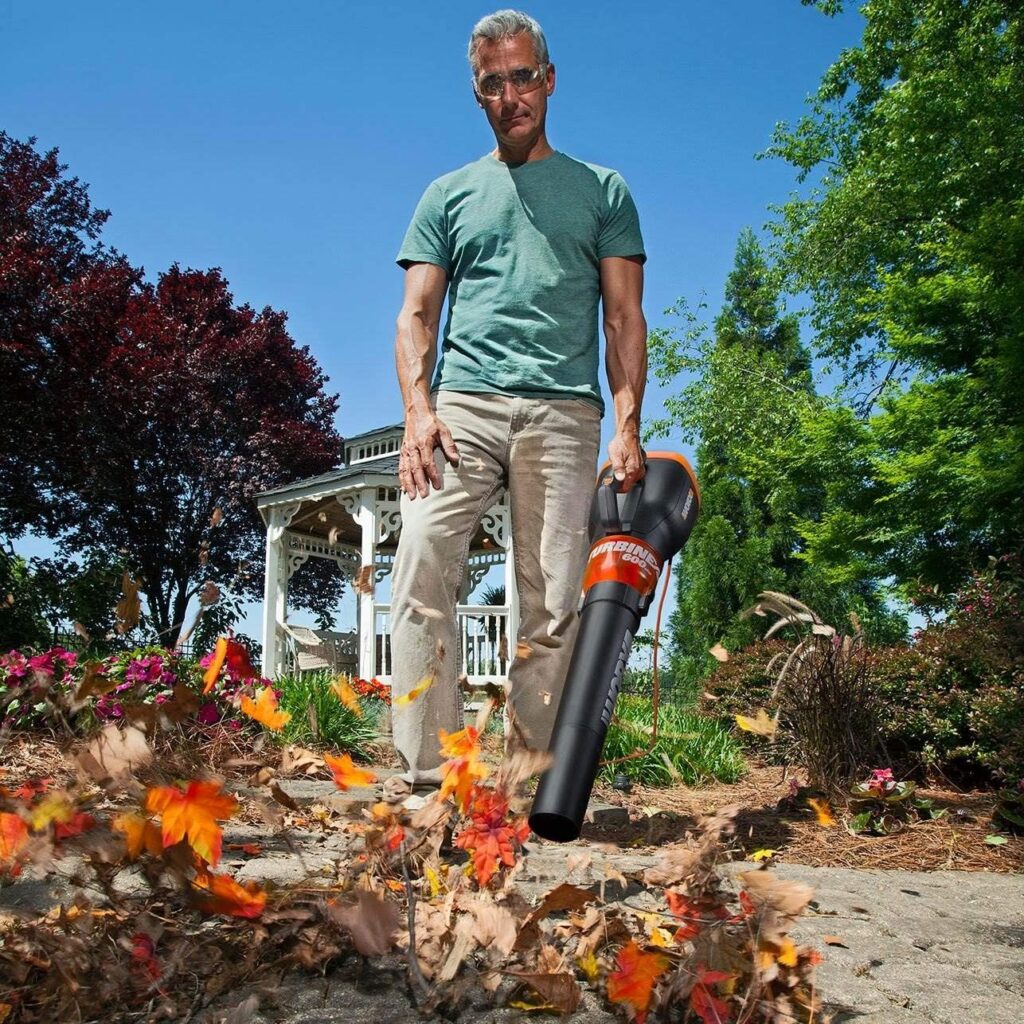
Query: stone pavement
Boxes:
[{"xmin": 2, "ymin": 774, "xmax": 1021, "ymax": 1024}]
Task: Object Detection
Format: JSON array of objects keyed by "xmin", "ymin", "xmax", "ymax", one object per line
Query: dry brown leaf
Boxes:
[
  {"xmin": 198, "ymin": 581, "xmax": 220, "ymax": 606},
  {"xmin": 496, "ymin": 748, "xmax": 553, "ymax": 793},
  {"xmin": 73, "ymin": 621, "xmax": 91, "ymax": 644},
  {"xmin": 515, "ymin": 641, "xmax": 533, "ymax": 661},
  {"xmin": 354, "ymin": 565, "xmax": 374, "ymax": 596},
  {"xmin": 73, "ymin": 662, "xmax": 117, "ymax": 702},
  {"xmin": 279, "ymin": 745, "xmax": 323, "ymax": 776},
  {"xmin": 823, "ymin": 934, "xmax": 847, "ymax": 947},
  {"xmin": 505, "ymin": 970, "xmax": 582, "ymax": 1015},
  {"xmin": 209, "ymin": 507, "xmax": 223, "ymax": 528},
  {"xmin": 113, "ymin": 572, "xmax": 142, "ymax": 634},
  {"xmin": 329, "ymin": 891, "xmax": 401, "ymax": 956},
  {"xmin": 269, "ymin": 783, "xmax": 300, "ymax": 811},
  {"xmin": 462, "ymin": 895, "xmax": 518, "ymax": 955},
  {"xmin": 709, "ymin": 643, "xmax": 730, "ymax": 662},
  {"xmin": 327, "ymin": 526, "xmax": 340, "ymax": 545},
  {"xmin": 75, "ymin": 724, "xmax": 152, "ymax": 786},
  {"xmin": 411, "ymin": 601, "xmax": 445, "ymax": 620}
]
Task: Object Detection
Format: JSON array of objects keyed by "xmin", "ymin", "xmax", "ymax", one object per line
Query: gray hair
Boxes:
[{"xmin": 467, "ymin": 9, "xmax": 549, "ymax": 74}]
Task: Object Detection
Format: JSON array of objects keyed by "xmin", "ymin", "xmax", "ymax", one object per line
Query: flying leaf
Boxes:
[
  {"xmin": 193, "ymin": 870, "xmax": 266, "ymax": 918},
  {"xmin": 690, "ymin": 963, "xmax": 733, "ymax": 1024},
  {"xmin": 606, "ymin": 939, "xmax": 668, "ymax": 1024},
  {"xmin": 145, "ymin": 779, "xmax": 239, "ymax": 866},
  {"xmin": 454, "ymin": 788, "xmax": 530, "ymax": 887},
  {"xmin": 735, "ymin": 708, "xmax": 780, "ymax": 737},
  {"xmin": 328, "ymin": 890, "xmax": 401, "ymax": 955},
  {"xmin": 114, "ymin": 572, "xmax": 142, "ymax": 634},
  {"xmin": 807, "ymin": 797, "xmax": 836, "ymax": 827},
  {"xmin": 198, "ymin": 581, "xmax": 220, "ymax": 606},
  {"xmin": 708, "ymin": 643, "xmax": 730, "ymax": 662},
  {"xmin": 330, "ymin": 675, "xmax": 363, "ymax": 717},
  {"xmin": 438, "ymin": 726, "xmax": 490, "ymax": 811},
  {"xmin": 203, "ymin": 637, "xmax": 229, "ymax": 693},
  {"xmin": 823, "ymin": 934, "xmax": 848, "ymax": 947},
  {"xmin": 239, "ymin": 686, "xmax": 291, "ymax": 731},
  {"xmin": 209, "ymin": 507, "xmax": 223, "ymax": 527},
  {"xmin": 354, "ymin": 565, "xmax": 374, "ymax": 595},
  {"xmin": 394, "ymin": 675, "xmax": 435, "ymax": 706},
  {"xmin": 113, "ymin": 812, "xmax": 164, "ymax": 860},
  {"xmin": 0, "ymin": 813, "xmax": 28, "ymax": 868},
  {"xmin": 323, "ymin": 752, "xmax": 377, "ymax": 791},
  {"xmin": 750, "ymin": 848, "xmax": 776, "ymax": 862},
  {"xmin": 76, "ymin": 724, "xmax": 152, "ymax": 785},
  {"xmin": 29, "ymin": 792, "xmax": 75, "ymax": 831}
]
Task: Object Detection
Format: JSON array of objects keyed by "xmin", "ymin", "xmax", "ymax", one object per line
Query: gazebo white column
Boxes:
[
  {"xmin": 340, "ymin": 488, "xmax": 381, "ymax": 680},
  {"xmin": 260, "ymin": 502, "xmax": 301, "ymax": 678},
  {"xmin": 504, "ymin": 530, "xmax": 519, "ymax": 659}
]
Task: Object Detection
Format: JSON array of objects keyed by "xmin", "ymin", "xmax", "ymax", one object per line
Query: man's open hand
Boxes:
[
  {"xmin": 399, "ymin": 411, "xmax": 460, "ymax": 499},
  {"xmin": 608, "ymin": 430, "xmax": 645, "ymax": 492}
]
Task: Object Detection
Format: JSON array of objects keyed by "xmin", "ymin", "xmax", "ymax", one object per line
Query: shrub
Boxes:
[
  {"xmin": 599, "ymin": 695, "xmax": 746, "ymax": 787},
  {"xmin": 698, "ymin": 639, "xmax": 788, "ymax": 722},
  {"xmin": 275, "ymin": 671, "xmax": 382, "ymax": 756},
  {"xmin": 869, "ymin": 555, "xmax": 1024, "ymax": 783}
]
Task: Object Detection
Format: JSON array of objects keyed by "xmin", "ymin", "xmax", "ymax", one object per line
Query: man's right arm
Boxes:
[{"xmin": 395, "ymin": 261, "xmax": 459, "ymax": 499}]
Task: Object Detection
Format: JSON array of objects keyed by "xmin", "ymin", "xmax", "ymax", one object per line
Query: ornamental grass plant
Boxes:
[{"xmin": 274, "ymin": 670, "xmax": 383, "ymax": 756}]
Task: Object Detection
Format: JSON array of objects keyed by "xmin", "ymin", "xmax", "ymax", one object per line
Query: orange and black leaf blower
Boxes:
[{"xmin": 528, "ymin": 452, "xmax": 700, "ymax": 843}]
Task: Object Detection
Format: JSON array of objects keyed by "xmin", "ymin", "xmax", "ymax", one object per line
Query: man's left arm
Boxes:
[{"xmin": 601, "ymin": 254, "xmax": 647, "ymax": 491}]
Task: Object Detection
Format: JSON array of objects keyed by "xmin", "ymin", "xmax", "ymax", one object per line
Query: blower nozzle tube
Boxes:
[{"xmin": 528, "ymin": 453, "xmax": 700, "ymax": 843}]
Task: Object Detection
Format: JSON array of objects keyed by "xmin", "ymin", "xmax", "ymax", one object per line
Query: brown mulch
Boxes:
[{"xmin": 586, "ymin": 761, "xmax": 1024, "ymax": 873}]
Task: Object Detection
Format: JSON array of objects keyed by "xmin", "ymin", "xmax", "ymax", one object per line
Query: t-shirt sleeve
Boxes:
[
  {"xmin": 396, "ymin": 181, "xmax": 451, "ymax": 272},
  {"xmin": 597, "ymin": 173, "xmax": 646, "ymax": 264}
]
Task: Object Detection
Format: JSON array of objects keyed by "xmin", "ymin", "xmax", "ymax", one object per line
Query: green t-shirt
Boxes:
[{"xmin": 397, "ymin": 151, "xmax": 645, "ymax": 413}]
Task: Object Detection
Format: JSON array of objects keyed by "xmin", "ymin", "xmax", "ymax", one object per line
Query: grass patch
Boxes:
[
  {"xmin": 599, "ymin": 695, "xmax": 746, "ymax": 787},
  {"xmin": 275, "ymin": 671, "xmax": 382, "ymax": 757}
]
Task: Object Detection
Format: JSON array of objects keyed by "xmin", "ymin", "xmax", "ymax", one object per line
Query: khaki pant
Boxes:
[{"xmin": 389, "ymin": 391, "xmax": 601, "ymax": 786}]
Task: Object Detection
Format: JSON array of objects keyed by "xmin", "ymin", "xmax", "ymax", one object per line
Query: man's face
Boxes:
[{"xmin": 473, "ymin": 34, "xmax": 555, "ymax": 152}]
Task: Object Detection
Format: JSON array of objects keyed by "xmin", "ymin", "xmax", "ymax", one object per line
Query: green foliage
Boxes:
[
  {"xmin": 275, "ymin": 670, "xmax": 381, "ymax": 756},
  {"xmin": 767, "ymin": 0, "xmax": 1024, "ymax": 596},
  {"xmin": 649, "ymin": 231, "xmax": 903, "ymax": 690},
  {"xmin": 846, "ymin": 770, "xmax": 944, "ymax": 836},
  {"xmin": 598, "ymin": 695, "xmax": 745, "ymax": 787},
  {"xmin": 867, "ymin": 556, "xmax": 1024, "ymax": 783},
  {"xmin": 0, "ymin": 547, "xmax": 50, "ymax": 650}
]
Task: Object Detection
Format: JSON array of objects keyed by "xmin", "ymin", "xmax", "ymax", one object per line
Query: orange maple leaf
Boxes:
[
  {"xmin": 606, "ymin": 940, "xmax": 669, "ymax": 1024},
  {"xmin": 438, "ymin": 725, "xmax": 482, "ymax": 759},
  {"xmin": 144, "ymin": 780, "xmax": 238, "ymax": 866},
  {"xmin": 113, "ymin": 811, "xmax": 164, "ymax": 860},
  {"xmin": 437, "ymin": 726, "xmax": 489, "ymax": 811},
  {"xmin": 330, "ymin": 675, "xmax": 363, "ymax": 717},
  {"xmin": 239, "ymin": 686, "xmax": 291, "ymax": 731},
  {"xmin": 193, "ymin": 870, "xmax": 266, "ymax": 918},
  {"xmin": 323, "ymin": 751, "xmax": 377, "ymax": 791},
  {"xmin": 807, "ymin": 797, "xmax": 836, "ymax": 827},
  {"xmin": 0, "ymin": 812, "xmax": 28, "ymax": 868},
  {"xmin": 453, "ymin": 787, "xmax": 530, "ymax": 887},
  {"xmin": 394, "ymin": 674, "xmax": 434, "ymax": 707}
]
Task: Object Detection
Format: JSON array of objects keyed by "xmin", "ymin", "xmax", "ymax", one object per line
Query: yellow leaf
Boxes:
[
  {"xmin": 750, "ymin": 848, "xmax": 776, "ymax": 862},
  {"xmin": 577, "ymin": 951, "xmax": 600, "ymax": 984},
  {"xmin": 29, "ymin": 793, "xmax": 74, "ymax": 831},
  {"xmin": 807, "ymin": 797, "xmax": 836, "ymax": 827},
  {"xmin": 425, "ymin": 865, "xmax": 443, "ymax": 899},
  {"xmin": 778, "ymin": 938, "xmax": 799, "ymax": 967},
  {"xmin": 394, "ymin": 675, "xmax": 434, "ymax": 707},
  {"xmin": 239, "ymin": 686, "xmax": 291, "ymax": 731},
  {"xmin": 735, "ymin": 708, "xmax": 780, "ymax": 737},
  {"xmin": 330, "ymin": 675, "xmax": 363, "ymax": 717}
]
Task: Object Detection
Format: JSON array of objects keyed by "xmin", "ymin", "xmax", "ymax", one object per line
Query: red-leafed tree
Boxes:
[{"xmin": 1, "ymin": 134, "xmax": 345, "ymax": 642}]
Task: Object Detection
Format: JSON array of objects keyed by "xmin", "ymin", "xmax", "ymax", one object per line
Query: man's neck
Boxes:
[{"xmin": 492, "ymin": 135, "xmax": 555, "ymax": 165}]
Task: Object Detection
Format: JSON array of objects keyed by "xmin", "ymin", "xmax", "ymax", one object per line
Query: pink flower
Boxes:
[{"xmin": 197, "ymin": 703, "xmax": 222, "ymax": 725}]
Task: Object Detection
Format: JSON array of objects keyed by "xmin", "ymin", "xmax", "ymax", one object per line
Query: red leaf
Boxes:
[{"xmin": 606, "ymin": 940, "xmax": 668, "ymax": 1024}]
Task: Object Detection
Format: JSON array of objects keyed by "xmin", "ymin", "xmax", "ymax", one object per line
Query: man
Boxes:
[{"xmin": 389, "ymin": 9, "xmax": 647, "ymax": 796}]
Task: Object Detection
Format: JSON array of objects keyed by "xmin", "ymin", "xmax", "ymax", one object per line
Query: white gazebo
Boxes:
[{"xmin": 256, "ymin": 423, "xmax": 518, "ymax": 685}]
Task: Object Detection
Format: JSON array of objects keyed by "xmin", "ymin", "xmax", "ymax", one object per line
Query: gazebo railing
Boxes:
[{"xmin": 373, "ymin": 603, "xmax": 511, "ymax": 683}]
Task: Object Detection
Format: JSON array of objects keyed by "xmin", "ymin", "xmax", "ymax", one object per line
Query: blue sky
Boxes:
[{"xmin": 2, "ymin": 0, "xmax": 864, "ymax": 634}]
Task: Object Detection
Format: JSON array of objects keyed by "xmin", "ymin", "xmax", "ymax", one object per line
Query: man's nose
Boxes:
[{"xmin": 500, "ymin": 78, "xmax": 519, "ymax": 107}]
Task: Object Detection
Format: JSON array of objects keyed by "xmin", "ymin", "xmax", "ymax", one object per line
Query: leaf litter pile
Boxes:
[{"xmin": 0, "ymin": 695, "xmax": 829, "ymax": 1024}]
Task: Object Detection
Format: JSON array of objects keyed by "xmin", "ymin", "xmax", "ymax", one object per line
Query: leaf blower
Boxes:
[{"xmin": 528, "ymin": 452, "xmax": 700, "ymax": 843}]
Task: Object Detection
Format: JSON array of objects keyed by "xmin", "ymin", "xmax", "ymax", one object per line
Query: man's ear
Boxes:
[{"xmin": 546, "ymin": 62, "xmax": 556, "ymax": 96}]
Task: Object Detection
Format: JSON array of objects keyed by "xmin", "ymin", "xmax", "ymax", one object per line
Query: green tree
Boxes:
[{"xmin": 767, "ymin": 0, "xmax": 1024, "ymax": 600}]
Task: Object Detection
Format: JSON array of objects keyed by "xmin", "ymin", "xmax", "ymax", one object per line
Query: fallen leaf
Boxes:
[
  {"xmin": 323, "ymin": 752, "xmax": 377, "ymax": 791},
  {"xmin": 985, "ymin": 834, "xmax": 1008, "ymax": 846},
  {"xmin": 750, "ymin": 848, "xmax": 776, "ymax": 862},
  {"xmin": 145, "ymin": 780, "xmax": 239, "ymax": 866},
  {"xmin": 76, "ymin": 724, "xmax": 152, "ymax": 785},
  {"xmin": 823, "ymin": 934, "xmax": 848, "ymax": 947},
  {"xmin": 0, "ymin": 813, "xmax": 28, "ymax": 868},
  {"xmin": 194, "ymin": 870, "xmax": 266, "ymax": 918},
  {"xmin": 606, "ymin": 939, "xmax": 668, "ymax": 1024},
  {"xmin": 735, "ymin": 708, "xmax": 780, "ymax": 738},
  {"xmin": 239, "ymin": 686, "xmax": 291, "ymax": 731},
  {"xmin": 505, "ymin": 970, "xmax": 582, "ymax": 1015}
]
